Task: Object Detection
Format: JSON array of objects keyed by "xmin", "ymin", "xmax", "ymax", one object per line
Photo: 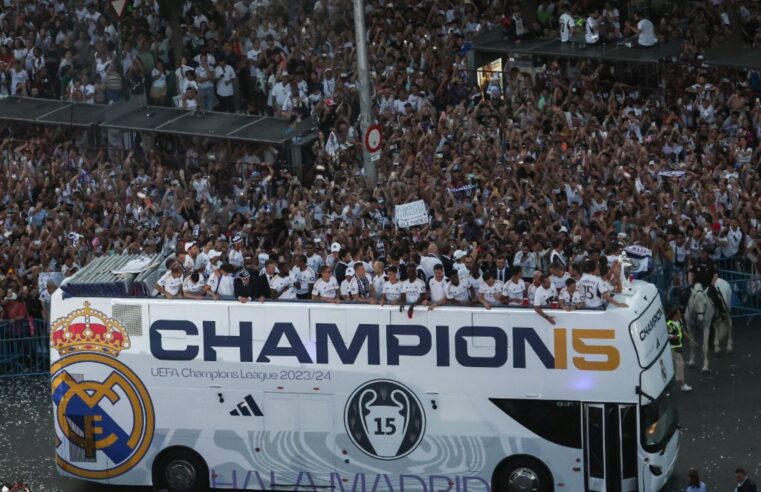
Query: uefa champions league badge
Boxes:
[{"xmin": 344, "ymin": 379, "xmax": 425, "ymax": 460}]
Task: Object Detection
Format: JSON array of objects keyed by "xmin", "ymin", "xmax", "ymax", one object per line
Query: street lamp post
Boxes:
[{"xmin": 352, "ymin": 0, "xmax": 377, "ymax": 185}]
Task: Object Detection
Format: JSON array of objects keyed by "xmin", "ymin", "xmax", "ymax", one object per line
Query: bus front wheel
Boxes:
[
  {"xmin": 494, "ymin": 456, "xmax": 553, "ymax": 492},
  {"xmin": 153, "ymin": 447, "xmax": 210, "ymax": 492}
]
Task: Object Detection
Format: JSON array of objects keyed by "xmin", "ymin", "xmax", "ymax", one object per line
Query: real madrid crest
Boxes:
[{"xmin": 50, "ymin": 302, "xmax": 154, "ymax": 479}]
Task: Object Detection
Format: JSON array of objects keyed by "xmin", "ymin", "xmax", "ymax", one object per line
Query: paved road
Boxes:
[{"xmin": 2, "ymin": 320, "xmax": 759, "ymax": 492}]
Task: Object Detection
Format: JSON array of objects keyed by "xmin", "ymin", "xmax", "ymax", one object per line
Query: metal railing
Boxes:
[{"xmin": 0, "ymin": 319, "xmax": 49, "ymax": 378}]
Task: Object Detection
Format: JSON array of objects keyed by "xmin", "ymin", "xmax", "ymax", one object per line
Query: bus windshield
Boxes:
[{"xmin": 640, "ymin": 384, "xmax": 679, "ymax": 453}]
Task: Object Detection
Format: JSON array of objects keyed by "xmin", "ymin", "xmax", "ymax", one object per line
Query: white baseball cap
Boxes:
[
  {"xmin": 184, "ymin": 241, "xmax": 196, "ymax": 252},
  {"xmin": 330, "ymin": 242, "xmax": 341, "ymax": 253},
  {"xmin": 453, "ymin": 249, "xmax": 467, "ymax": 260},
  {"xmin": 345, "ymin": 267, "xmax": 355, "ymax": 276},
  {"xmin": 258, "ymin": 253, "xmax": 270, "ymax": 264},
  {"xmin": 207, "ymin": 249, "xmax": 222, "ymax": 259}
]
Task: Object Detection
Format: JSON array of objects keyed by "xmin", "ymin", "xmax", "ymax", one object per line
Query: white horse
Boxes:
[{"xmin": 686, "ymin": 280, "xmax": 733, "ymax": 372}]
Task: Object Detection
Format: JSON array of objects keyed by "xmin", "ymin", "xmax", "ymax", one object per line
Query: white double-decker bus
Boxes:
[{"xmin": 50, "ymin": 264, "xmax": 678, "ymax": 492}]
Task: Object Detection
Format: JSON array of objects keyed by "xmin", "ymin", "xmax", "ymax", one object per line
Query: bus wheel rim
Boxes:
[
  {"xmin": 165, "ymin": 459, "xmax": 197, "ymax": 490},
  {"xmin": 507, "ymin": 467, "xmax": 539, "ymax": 492}
]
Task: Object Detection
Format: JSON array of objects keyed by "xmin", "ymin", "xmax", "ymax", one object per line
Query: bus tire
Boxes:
[
  {"xmin": 152, "ymin": 447, "xmax": 210, "ymax": 492},
  {"xmin": 493, "ymin": 456, "xmax": 553, "ymax": 492}
]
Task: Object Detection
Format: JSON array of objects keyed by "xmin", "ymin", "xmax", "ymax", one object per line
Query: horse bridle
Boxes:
[{"xmin": 691, "ymin": 286, "xmax": 708, "ymax": 318}]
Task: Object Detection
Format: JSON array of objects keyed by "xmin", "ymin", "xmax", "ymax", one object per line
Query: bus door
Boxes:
[
  {"xmin": 583, "ymin": 403, "xmax": 638, "ymax": 492},
  {"xmin": 262, "ymin": 391, "xmax": 336, "ymax": 488}
]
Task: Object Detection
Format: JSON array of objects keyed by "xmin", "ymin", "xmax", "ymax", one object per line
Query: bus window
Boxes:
[{"xmin": 490, "ymin": 399, "xmax": 582, "ymax": 448}]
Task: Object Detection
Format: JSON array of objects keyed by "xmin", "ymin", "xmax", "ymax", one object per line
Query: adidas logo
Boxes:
[{"xmin": 230, "ymin": 394, "xmax": 263, "ymax": 417}]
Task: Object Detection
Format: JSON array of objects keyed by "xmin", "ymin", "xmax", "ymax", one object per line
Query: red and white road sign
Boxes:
[
  {"xmin": 364, "ymin": 124, "xmax": 382, "ymax": 153},
  {"xmin": 110, "ymin": 0, "xmax": 128, "ymax": 19}
]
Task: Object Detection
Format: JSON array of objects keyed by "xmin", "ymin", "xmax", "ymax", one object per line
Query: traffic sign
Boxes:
[
  {"xmin": 110, "ymin": 0, "xmax": 128, "ymax": 19},
  {"xmin": 364, "ymin": 124, "xmax": 382, "ymax": 153}
]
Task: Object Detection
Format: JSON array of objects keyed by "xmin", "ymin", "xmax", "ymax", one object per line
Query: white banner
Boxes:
[{"xmin": 395, "ymin": 200, "xmax": 429, "ymax": 228}]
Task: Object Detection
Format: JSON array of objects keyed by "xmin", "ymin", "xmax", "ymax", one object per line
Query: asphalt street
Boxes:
[{"xmin": 1, "ymin": 319, "xmax": 759, "ymax": 492}]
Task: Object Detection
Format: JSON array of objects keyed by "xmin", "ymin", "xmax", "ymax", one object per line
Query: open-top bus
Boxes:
[{"xmin": 50, "ymin": 257, "xmax": 677, "ymax": 492}]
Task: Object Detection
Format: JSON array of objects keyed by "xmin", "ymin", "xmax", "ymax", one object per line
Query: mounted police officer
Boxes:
[{"xmin": 687, "ymin": 245, "xmax": 726, "ymax": 318}]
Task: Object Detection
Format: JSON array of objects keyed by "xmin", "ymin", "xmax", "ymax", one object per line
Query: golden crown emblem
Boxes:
[{"xmin": 50, "ymin": 302, "xmax": 131, "ymax": 357}]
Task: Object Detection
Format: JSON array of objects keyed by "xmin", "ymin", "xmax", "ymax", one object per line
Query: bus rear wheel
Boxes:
[
  {"xmin": 153, "ymin": 447, "xmax": 209, "ymax": 492},
  {"xmin": 494, "ymin": 456, "xmax": 553, "ymax": 492}
]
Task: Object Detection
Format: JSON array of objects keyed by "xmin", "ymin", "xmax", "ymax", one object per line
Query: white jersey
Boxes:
[
  {"xmin": 479, "ymin": 280, "xmax": 504, "ymax": 305},
  {"xmin": 454, "ymin": 262, "xmax": 469, "ymax": 282},
  {"xmin": 290, "ymin": 267, "xmax": 316, "ymax": 296},
  {"xmin": 371, "ymin": 274, "xmax": 387, "ymax": 301},
  {"xmin": 157, "ymin": 271, "xmax": 183, "ymax": 295},
  {"xmin": 272, "ymin": 275, "xmax": 294, "ymax": 299},
  {"xmin": 559, "ymin": 13, "xmax": 575, "ymax": 42},
  {"xmin": 312, "ymin": 277, "xmax": 339, "ymax": 299},
  {"xmin": 228, "ymin": 248, "xmax": 244, "ymax": 268},
  {"xmin": 533, "ymin": 284, "xmax": 558, "ymax": 307},
  {"xmin": 578, "ymin": 273, "xmax": 610, "ymax": 308},
  {"xmin": 340, "ymin": 278, "xmax": 359, "ymax": 298},
  {"xmin": 502, "ymin": 279, "xmax": 526, "ymax": 305},
  {"xmin": 446, "ymin": 282, "xmax": 470, "ymax": 303},
  {"xmin": 207, "ymin": 272, "xmax": 235, "ymax": 297},
  {"xmin": 526, "ymin": 282, "xmax": 541, "ymax": 303},
  {"xmin": 428, "ymin": 277, "xmax": 449, "ymax": 303},
  {"xmin": 182, "ymin": 274, "xmax": 206, "ymax": 295},
  {"xmin": 550, "ymin": 272, "xmax": 572, "ymax": 292},
  {"xmin": 559, "ymin": 287, "xmax": 583, "ymax": 307},
  {"xmin": 306, "ymin": 253, "xmax": 324, "ymax": 275},
  {"xmin": 401, "ymin": 278, "xmax": 426, "ymax": 304},
  {"xmin": 382, "ymin": 280, "xmax": 403, "ymax": 302}
]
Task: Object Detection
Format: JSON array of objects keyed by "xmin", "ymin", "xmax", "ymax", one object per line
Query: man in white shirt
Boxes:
[
  {"xmin": 534, "ymin": 274, "xmax": 558, "ymax": 325},
  {"xmin": 452, "ymin": 249, "xmax": 470, "ymax": 282},
  {"xmin": 340, "ymin": 266, "xmax": 359, "ymax": 300},
  {"xmin": 402, "ymin": 264, "xmax": 428, "ymax": 306},
  {"xmin": 523, "ymin": 269, "xmax": 541, "ymax": 300},
  {"xmin": 585, "ymin": 10, "xmax": 601, "ymax": 44},
  {"xmin": 501, "ymin": 266, "xmax": 526, "ymax": 306},
  {"xmin": 578, "ymin": 260, "xmax": 628, "ymax": 309},
  {"xmin": 427, "ymin": 264, "xmax": 449, "ymax": 309},
  {"xmin": 272, "ymin": 264, "xmax": 296, "ymax": 299},
  {"xmin": 513, "ymin": 243, "xmax": 536, "ymax": 280},
  {"xmin": 380, "ymin": 266, "xmax": 403, "ymax": 306},
  {"xmin": 445, "ymin": 272, "xmax": 470, "ymax": 306},
  {"xmin": 214, "ymin": 58, "xmax": 236, "ymax": 112},
  {"xmin": 559, "ymin": 6, "xmax": 575, "ymax": 43},
  {"xmin": 228, "ymin": 235, "xmax": 244, "ymax": 268},
  {"xmin": 291, "ymin": 254, "xmax": 316, "ymax": 299},
  {"xmin": 371, "ymin": 261, "xmax": 387, "ymax": 302},
  {"xmin": 625, "ymin": 12, "xmax": 657, "ymax": 47},
  {"xmin": 559, "ymin": 278, "xmax": 584, "ymax": 310},
  {"xmin": 304, "ymin": 242, "xmax": 324, "ymax": 274},
  {"xmin": 312, "ymin": 266, "xmax": 340, "ymax": 303},
  {"xmin": 205, "ymin": 263, "xmax": 236, "ymax": 300},
  {"xmin": 419, "ymin": 243, "xmax": 443, "ymax": 281},
  {"xmin": 182, "ymin": 272, "xmax": 206, "ymax": 300},
  {"xmin": 478, "ymin": 272, "xmax": 504, "ymax": 310},
  {"xmin": 156, "ymin": 259, "xmax": 184, "ymax": 299},
  {"xmin": 549, "ymin": 263, "xmax": 572, "ymax": 292}
]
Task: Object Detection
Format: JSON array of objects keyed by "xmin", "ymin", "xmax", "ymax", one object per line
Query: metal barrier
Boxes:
[
  {"xmin": 0, "ymin": 319, "xmax": 49, "ymax": 378},
  {"xmin": 719, "ymin": 269, "xmax": 761, "ymax": 319}
]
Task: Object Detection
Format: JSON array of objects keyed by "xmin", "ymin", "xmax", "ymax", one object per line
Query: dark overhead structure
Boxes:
[
  {"xmin": 100, "ymin": 105, "xmax": 313, "ymax": 145},
  {"xmin": 471, "ymin": 28, "xmax": 683, "ymax": 68},
  {"xmin": 702, "ymin": 44, "xmax": 761, "ymax": 70},
  {"xmin": 471, "ymin": 28, "xmax": 760, "ymax": 72},
  {"xmin": 0, "ymin": 97, "xmax": 318, "ymax": 176},
  {"xmin": 0, "ymin": 97, "xmax": 110, "ymax": 127},
  {"xmin": 0, "ymin": 97, "xmax": 314, "ymax": 145}
]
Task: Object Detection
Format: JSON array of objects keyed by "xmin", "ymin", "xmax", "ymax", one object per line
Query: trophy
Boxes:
[{"xmin": 359, "ymin": 387, "xmax": 410, "ymax": 458}]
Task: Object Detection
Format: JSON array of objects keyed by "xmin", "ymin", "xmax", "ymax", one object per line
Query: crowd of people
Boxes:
[{"xmin": 0, "ymin": 0, "xmax": 758, "ymax": 329}]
